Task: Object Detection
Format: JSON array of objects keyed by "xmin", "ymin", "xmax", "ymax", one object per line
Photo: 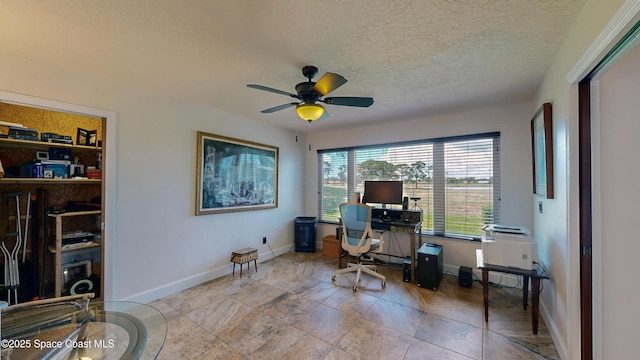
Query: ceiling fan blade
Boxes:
[
  {"xmin": 313, "ymin": 72, "xmax": 347, "ymax": 96},
  {"xmin": 323, "ymin": 97, "xmax": 374, "ymax": 107},
  {"xmin": 260, "ymin": 102, "xmax": 298, "ymax": 113},
  {"xmin": 247, "ymin": 84, "xmax": 299, "ymax": 98}
]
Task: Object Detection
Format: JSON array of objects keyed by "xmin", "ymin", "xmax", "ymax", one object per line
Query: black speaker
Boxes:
[
  {"xmin": 403, "ymin": 257, "xmax": 412, "ymax": 282},
  {"xmin": 458, "ymin": 266, "xmax": 473, "ymax": 288},
  {"xmin": 294, "ymin": 217, "xmax": 317, "ymax": 252},
  {"xmin": 417, "ymin": 243, "xmax": 443, "ymax": 290},
  {"xmin": 402, "ymin": 196, "xmax": 409, "ymax": 210}
]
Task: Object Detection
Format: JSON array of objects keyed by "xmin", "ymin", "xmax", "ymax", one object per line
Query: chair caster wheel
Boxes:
[
  {"xmin": 381, "ymin": 281, "xmax": 386, "ymax": 288},
  {"xmin": 331, "ymin": 275, "xmax": 336, "ymax": 282},
  {"xmin": 352, "ymin": 285, "xmax": 358, "ymax": 292}
]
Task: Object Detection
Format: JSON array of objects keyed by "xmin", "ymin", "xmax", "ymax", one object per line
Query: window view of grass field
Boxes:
[
  {"xmin": 321, "ymin": 182, "xmax": 493, "ymax": 237},
  {"xmin": 319, "ymin": 135, "xmax": 498, "ymax": 238}
]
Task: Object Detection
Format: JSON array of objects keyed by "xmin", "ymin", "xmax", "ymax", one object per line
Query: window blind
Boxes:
[{"xmin": 318, "ymin": 132, "xmax": 500, "ymax": 239}]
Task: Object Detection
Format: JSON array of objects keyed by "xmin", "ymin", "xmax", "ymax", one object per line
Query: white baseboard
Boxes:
[
  {"xmin": 119, "ymin": 244, "xmax": 291, "ymax": 303},
  {"xmin": 540, "ymin": 301, "xmax": 568, "ymax": 360}
]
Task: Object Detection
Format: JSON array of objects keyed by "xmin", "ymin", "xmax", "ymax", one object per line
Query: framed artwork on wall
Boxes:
[
  {"xmin": 196, "ymin": 131, "xmax": 279, "ymax": 215},
  {"xmin": 531, "ymin": 102, "xmax": 554, "ymax": 199}
]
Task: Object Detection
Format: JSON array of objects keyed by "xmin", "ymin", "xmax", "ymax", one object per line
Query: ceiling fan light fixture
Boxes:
[{"xmin": 296, "ymin": 103, "xmax": 324, "ymax": 122}]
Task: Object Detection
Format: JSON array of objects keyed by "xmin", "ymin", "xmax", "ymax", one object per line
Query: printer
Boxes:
[{"xmin": 481, "ymin": 224, "xmax": 536, "ymax": 270}]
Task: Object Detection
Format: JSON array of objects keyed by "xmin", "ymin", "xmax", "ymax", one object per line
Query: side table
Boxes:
[
  {"xmin": 231, "ymin": 247, "xmax": 258, "ymax": 278},
  {"xmin": 476, "ymin": 249, "xmax": 549, "ymax": 334}
]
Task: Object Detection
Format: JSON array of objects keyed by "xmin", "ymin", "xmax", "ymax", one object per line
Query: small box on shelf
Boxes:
[{"xmin": 86, "ymin": 168, "xmax": 101, "ymax": 179}]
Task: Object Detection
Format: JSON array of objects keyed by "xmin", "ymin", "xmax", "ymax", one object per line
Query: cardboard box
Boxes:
[{"xmin": 322, "ymin": 235, "xmax": 341, "ymax": 258}]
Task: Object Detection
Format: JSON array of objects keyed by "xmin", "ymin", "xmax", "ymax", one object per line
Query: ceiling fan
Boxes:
[{"xmin": 247, "ymin": 65, "xmax": 374, "ymax": 122}]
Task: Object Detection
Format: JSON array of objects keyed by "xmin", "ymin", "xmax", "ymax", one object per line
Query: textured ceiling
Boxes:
[{"xmin": 0, "ymin": 0, "xmax": 586, "ymax": 133}]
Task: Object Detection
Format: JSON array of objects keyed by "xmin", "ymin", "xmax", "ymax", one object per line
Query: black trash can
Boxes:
[{"xmin": 295, "ymin": 216, "xmax": 317, "ymax": 252}]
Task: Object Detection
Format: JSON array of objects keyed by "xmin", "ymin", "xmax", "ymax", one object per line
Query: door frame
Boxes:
[
  {"xmin": 566, "ymin": 4, "xmax": 640, "ymax": 358},
  {"xmin": 0, "ymin": 90, "xmax": 117, "ymax": 301}
]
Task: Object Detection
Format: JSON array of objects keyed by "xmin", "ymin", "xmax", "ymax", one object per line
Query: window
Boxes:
[{"xmin": 318, "ymin": 133, "xmax": 500, "ymax": 239}]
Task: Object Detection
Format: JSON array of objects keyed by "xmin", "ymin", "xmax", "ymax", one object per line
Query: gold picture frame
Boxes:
[
  {"xmin": 531, "ymin": 103, "xmax": 554, "ymax": 199},
  {"xmin": 196, "ymin": 131, "xmax": 278, "ymax": 215}
]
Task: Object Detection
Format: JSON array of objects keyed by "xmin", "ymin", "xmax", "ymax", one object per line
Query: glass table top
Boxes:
[{"xmin": 1, "ymin": 297, "xmax": 167, "ymax": 360}]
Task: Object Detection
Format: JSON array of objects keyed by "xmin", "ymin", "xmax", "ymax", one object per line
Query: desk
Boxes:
[
  {"xmin": 476, "ymin": 249, "xmax": 549, "ymax": 334},
  {"xmin": 371, "ymin": 218, "xmax": 422, "ymax": 283}
]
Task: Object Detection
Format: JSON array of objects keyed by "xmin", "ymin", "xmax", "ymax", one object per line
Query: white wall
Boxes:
[
  {"xmin": 305, "ymin": 102, "xmax": 534, "ymax": 277},
  {"xmin": 532, "ymin": 0, "xmax": 636, "ymax": 359},
  {"xmin": 0, "ymin": 52, "xmax": 306, "ymax": 302}
]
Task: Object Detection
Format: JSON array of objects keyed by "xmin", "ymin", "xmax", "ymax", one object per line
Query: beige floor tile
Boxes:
[
  {"xmin": 323, "ymin": 346, "xmax": 363, "ymax": 360},
  {"xmin": 294, "ymin": 303, "xmax": 361, "ymax": 345},
  {"xmin": 259, "ymin": 291, "xmax": 320, "ymax": 325},
  {"xmin": 427, "ymin": 291, "xmax": 484, "ymax": 327},
  {"xmin": 215, "ymin": 311, "xmax": 289, "ymax": 355},
  {"xmin": 322, "ymin": 287, "xmax": 379, "ymax": 315},
  {"xmin": 160, "ymin": 285, "xmax": 226, "ymax": 314},
  {"xmin": 380, "ymin": 280, "xmax": 434, "ymax": 311},
  {"xmin": 230, "ymin": 281, "xmax": 289, "ymax": 307},
  {"xmin": 250, "ymin": 329, "xmax": 334, "ymax": 360},
  {"xmin": 297, "ymin": 280, "xmax": 340, "ymax": 302},
  {"xmin": 404, "ymin": 338, "xmax": 474, "ymax": 360},
  {"xmin": 157, "ymin": 316, "xmax": 243, "ymax": 359},
  {"xmin": 152, "ymin": 251, "xmax": 559, "ymax": 359},
  {"xmin": 362, "ymin": 297, "xmax": 424, "ymax": 336},
  {"xmin": 482, "ymin": 329, "xmax": 556, "ymax": 360},
  {"xmin": 415, "ymin": 312, "xmax": 483, "ymax": 359},
  {"xmin": 185, "ymin": 296, "xmax": 255, "ymax": 335},
  {"xmin": 336, "ymin": 318, "xmax": 413, "ymax": 359}
]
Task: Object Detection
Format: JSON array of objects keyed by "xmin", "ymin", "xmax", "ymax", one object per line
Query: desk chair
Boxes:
[{"xmin": 331, "ymin": 203, "xmax": 386, "ymax": 291}]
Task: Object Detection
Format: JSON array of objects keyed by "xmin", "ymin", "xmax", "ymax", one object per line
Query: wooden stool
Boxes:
[{"xmin": 230, "ymin": 247, "xmax": 258, "ymax": 278}]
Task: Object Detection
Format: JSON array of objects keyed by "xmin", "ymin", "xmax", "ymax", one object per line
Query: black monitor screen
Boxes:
[{"xmin": 363, "ymin": 181, "xmax": 403, "ymax": 205}]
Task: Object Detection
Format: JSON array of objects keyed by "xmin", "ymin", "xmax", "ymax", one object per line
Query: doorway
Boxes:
[
  {"xmin": 0, "ymin": 90, "xmax": 116, "ymax": 301},
  {"xmin": 578, "ymin": 21, "xmax": 640, "ymax": 360}
]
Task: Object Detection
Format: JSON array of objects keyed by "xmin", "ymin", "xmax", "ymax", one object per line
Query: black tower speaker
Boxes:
[
  {"xmin": 458, "ymin": 266, "xmax": 473, "ymax": 288},
  {"xmin": 417, "ymin": 243, "xmax": 443, "ymax": 290},
  {"xmin": 294, "ymin": 217, "xmax": 317, "ymax": 252},
  {"xmin": 403, "ymin": 257, "xmax": 412, "ymax": 282}
]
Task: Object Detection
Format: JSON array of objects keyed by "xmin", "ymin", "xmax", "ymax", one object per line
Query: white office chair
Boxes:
[{"xmin": 331, "ymin": 203, "xmax": 386, "ymax": 291}]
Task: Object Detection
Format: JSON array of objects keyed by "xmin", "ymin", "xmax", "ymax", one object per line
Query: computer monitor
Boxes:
[{"xmin": 363, "ymin": 181, "xmax": 403, "ymax": 208}]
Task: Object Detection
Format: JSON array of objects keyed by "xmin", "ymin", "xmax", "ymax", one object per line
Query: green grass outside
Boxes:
[{"xmin": 322, "ymin": 185, "xmax": 347, "ymax": 220}]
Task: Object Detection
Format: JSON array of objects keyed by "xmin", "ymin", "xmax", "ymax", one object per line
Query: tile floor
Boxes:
[{"xmin": 151, "ymin": 251, "xmax": 559, "ymax": 359}]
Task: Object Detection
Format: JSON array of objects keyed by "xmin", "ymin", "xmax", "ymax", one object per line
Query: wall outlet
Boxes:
[{"xmin": 263, "ymin": 236, "xmax": 267, "ymax": 244}]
